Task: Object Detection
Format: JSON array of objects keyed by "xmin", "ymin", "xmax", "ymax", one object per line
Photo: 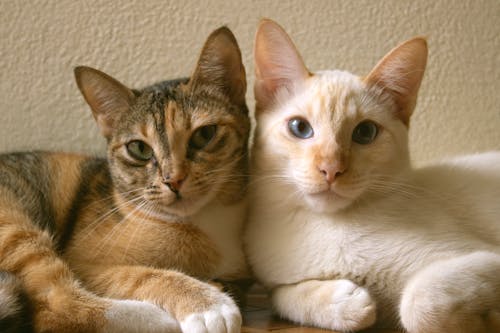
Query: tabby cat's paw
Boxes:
[
  {"xmin": 179, "ymin": 299, "xmax": 241, "ymax": 333},
  {"xmin": 104, "ymin": 299, "xmax": 181, "ymax": 333}
]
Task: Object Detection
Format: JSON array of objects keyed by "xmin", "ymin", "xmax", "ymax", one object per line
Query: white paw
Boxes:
[
  {"xmin": 326, "ymin": 280, "xmax": 376, "ymax": 331},
  {"xmin": 180, "ymin": 303, "xmax": 241, "ymax": 333},
  {"xmin": 103, "ymin": 299, "xmax": 181, "ymax": 333}
]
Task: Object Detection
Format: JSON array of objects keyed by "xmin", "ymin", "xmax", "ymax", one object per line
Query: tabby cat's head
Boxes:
[
  {"xmin": 75, "ymin": 27, "xmax": 249, "ymax": 219},
  {"xmin": 253, "ymin": 19, "xmax": 427, "ymax": 213}
]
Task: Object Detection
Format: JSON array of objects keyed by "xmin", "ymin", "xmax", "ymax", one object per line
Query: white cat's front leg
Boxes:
[
  {"xmin": 271, "ymin": 279, "xmax": 376, "ymax": 331},
  {"xmin": 400, "ymin": 251, "xmax": 500, "ymax": 333}
]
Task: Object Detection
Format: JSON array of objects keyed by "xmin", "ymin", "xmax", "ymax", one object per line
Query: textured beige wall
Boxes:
[{"xmin": 1, "ymin": 0, "xmax": 499, "ymax": 164}]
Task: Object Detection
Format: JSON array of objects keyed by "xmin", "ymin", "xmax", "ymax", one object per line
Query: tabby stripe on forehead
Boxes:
[
  {"xmin": 153, "ymin": 100, "xmax": 167, "ymax": 137},
  {"xmin": 57, "ymin": 158, "xmax": 109, "ymax": 252},
  {"xmin": 194, "ymin": 90, "xmax": 232, "ymax": 110}
]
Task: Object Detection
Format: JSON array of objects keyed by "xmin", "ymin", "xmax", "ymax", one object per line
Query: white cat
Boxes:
[{"xmin": 244, "ymin": 19, "xmax": 500, "ymax": 333}]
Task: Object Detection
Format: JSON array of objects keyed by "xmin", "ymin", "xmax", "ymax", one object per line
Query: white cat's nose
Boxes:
[{"xmin": 318, "ymin": 161, "xmax": 346, "ymax": 184}]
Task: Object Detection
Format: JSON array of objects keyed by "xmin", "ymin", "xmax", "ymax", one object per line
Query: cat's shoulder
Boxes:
[
  {"xmin": 445, "ymin": 151, "xmax": 500, "ymax": 170},
  {"xmin": 416, "ymin": 151, "xmax": 500, "ymax": 178},
  {"xmin": 0, "ymin": 150, "xmax": 99, "ymax": 163}
]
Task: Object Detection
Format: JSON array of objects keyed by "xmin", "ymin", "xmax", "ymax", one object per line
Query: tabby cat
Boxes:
[
  {"xmin": 0, "ymin": 26, "xmax": 250, "ymax": 333},
  {"xmin": 245, "ymin": 19, "xmax": 500, "ymax": 333}
]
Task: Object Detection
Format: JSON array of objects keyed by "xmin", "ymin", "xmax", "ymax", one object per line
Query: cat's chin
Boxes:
[
  {"xmin": 303, "ymin": 190, "xmax": 354, "ymax": 213},
  {"xmin": 150, "ymin": 193, "xmax": 217, "ymax": 221},
  {"xmin": 153, "ymin": 200, "xmax": 203, "ymax": 221}
]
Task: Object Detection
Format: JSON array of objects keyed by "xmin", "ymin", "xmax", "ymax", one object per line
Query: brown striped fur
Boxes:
[{"xmin": 0, "ymin": 26, "xmax": 250, "ymax": 332}]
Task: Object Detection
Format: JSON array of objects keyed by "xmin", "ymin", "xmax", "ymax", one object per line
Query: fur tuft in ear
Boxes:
[
  {"xmin": 74, "ymin": 66, "xmax": 135, "ymax": 139},
  {"xmin": 254, "ymin": 18, "xmax": 311, "ymax": 112},
  {"xmin": 364, "ymin": 37, "xmax": 428, "ymax": 126},
  {"xmin": 189, "ymin": 26, "xmax": 247, "ymax": 107}
]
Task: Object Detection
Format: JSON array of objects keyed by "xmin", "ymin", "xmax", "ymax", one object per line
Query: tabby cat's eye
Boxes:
[
  {"xmin": 352, "ymin": 121, "xmax": 378, "ymax": 144},
  {"xmin": 288, "ymin": 117, "xmax": 314, "ymax": 139},
  {"xmin": 126, "ymin": 140, "xmax": 154, "ymax": 161},
  {"xmin": 190, "ymin": 125, "xmax": 217, "ymax": 150}
]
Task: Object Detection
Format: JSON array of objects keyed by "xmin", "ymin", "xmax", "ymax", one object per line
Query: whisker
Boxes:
[
  {"xmin": 79, "ymin": 193, "xmax": 145, "ymax": 242},
  {"xmin": 95, "ymin": 200, "xmax": 148, "ymax": 258}
]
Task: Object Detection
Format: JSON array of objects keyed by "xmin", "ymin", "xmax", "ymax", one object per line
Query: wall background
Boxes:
[{"xmin": 1, "ymin": 0, "xmax": 499, "ymax": 165}]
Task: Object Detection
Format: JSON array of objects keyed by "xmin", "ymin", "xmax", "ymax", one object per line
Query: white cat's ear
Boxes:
[
  {"xmin": 364, "ymin": 37, "xmax": 428, "ymax": 126},
  {"xmin": 190, "ymin": 26, "xmax": 247, "ymax": 107},
  {"xmin": 74, "ymin": 66, "xmax": 135, "ymax": 139},
  {"xmin": 254, "ymin": 19, "xmax": 311, "ymax": 111}
]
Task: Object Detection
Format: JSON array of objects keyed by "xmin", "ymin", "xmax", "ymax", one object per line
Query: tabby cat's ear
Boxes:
[
  {"xmin": 254, "ymin": 19, "xmax": 310, "ymax": 111},
  {"xmin": 189, "ymin": 26, "xmax": 247, "ymax": 107},
  {"xmin": 364, "ymin": 37, "xmax": 428, "ymax": 126},
  {"xmin": 74, "ymin": 66, "xmax": 135, "ymax": 139}
]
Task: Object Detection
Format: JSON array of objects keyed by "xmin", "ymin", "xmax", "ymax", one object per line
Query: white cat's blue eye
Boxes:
[
  {"xmin": 288, "ymin": 118, "xmax": 314, "ymax": 139},
  {"xmin": 352, "ymin": 121, "xmax": 378, "ymax": 144},
  {"xmin": 126, "ymin": 140, "xmax": 154, "ymax": 161},
  {"xmin": 190, "ymin": 125, "xmax": 217, "ymax": 150}
]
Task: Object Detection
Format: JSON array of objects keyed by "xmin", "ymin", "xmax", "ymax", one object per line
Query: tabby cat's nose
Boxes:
[{"xmin": 163, "ymin": 174, "xmax": 186, "ymax": 192}]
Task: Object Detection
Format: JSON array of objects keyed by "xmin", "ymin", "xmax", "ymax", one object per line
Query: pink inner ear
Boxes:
[
  {"xmin": 254, "ymin": 19, "xmax": 311, "ymax": 110},
  {"xmin": 364, "ymin": 37, "xmax": 428, "ymax": 126},
  {"xmin": 75, "ymin": 66, "xmax": 135, "ymax": 139}
]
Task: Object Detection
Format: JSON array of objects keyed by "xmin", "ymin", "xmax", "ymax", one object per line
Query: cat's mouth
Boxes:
[
  {"xmin": 304, "ymin": 187, "xmax": 354, "ymax": 212},
  {"xmin": 308, "ymin": 188, "xmax": 347, "ymax": 200},
  {"xmin": 143, "ymin": 189, "xmax": 214, "ymax": 220}
]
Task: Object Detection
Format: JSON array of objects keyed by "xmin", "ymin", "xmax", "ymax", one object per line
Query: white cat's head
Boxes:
[{"xmin": 253, "ymin": 19, "xmax": 427, "ymax": 213}]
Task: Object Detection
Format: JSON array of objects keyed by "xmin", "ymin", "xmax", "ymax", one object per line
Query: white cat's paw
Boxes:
[
  {"xmin": 180, "ymin": 302, "xmax": 241, "ymax": 333},
  {"xmin": 103, "ymin": 299, "xmax": 181, "ymax": 333},
  {"xmin": 326, "ymin": 280, "xmax": 376, "ymax": 331}
]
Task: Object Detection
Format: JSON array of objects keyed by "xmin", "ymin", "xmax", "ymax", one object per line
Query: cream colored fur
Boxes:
[{"xmin": 245, "ymin": 19, "xmax": 500, "ymax": 333}]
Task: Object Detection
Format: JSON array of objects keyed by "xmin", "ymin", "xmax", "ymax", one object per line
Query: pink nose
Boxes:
[
  {"xmin": 163, "ymin": 174, "xmax": 186, "ymax": 192},
  {"xmin": 318, "ymin": 161, "xmax": 347, "ymax": 184}
]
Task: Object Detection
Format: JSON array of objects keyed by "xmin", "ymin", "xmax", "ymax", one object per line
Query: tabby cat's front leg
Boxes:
[
  {"xmin": 0, "ymin": 214, "xmax": 178, "ymax": 333},
  {"xmin": 271, "ymin": 279, "xmax": 376, "ymax": 331},
  {"xmin": 82, "ymin": 265, "xmax": 242, "ymax": 333}
]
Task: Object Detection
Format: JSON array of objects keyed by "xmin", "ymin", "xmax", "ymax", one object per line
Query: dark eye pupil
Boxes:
[
  {"xmin": 200, "ymin": 126, "xmax": 215, "ymax": 140},
  {"xmin": 297, "ymin": 121, "xmax": 307, "ymax": 133},
  {"xmin": 190, "ymin": 125, "xmax": 217, "ymax": 149},
  {"xmin": 289, "ymin": 118, "xmax": 314, "ymax": 139},
  {"xmin": 127, "ymin": 140, "xmax": 153, "ymax": 161},
  {"xmin": 359, "ymin": 125, "xmax": 371, "ymax": 137},
  {"xmin": 138, "ymin": 141, "xmax": 145, "ymax": 152},
  {"xmin": 352, "ymin": 121, "xmax": 378, "ymax": 144}
]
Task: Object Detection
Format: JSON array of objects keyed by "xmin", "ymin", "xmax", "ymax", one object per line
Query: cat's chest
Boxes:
[
  {"xmin": 85, "ymin": 199, "xmax": 249, "ymax": 280},
  {"xmin": 247, "ymin": 209, "xmax": 356, "ymax": 285},
  {"xmin": 246, "ymin": 206, "xmax": 422, "ymax": 289},
  {"xmin": 190, "ymin": 199, "xmax": 249, "ymax": 279}
]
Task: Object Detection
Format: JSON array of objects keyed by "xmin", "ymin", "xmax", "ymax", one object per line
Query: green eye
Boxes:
[
  {"xmin": 288, "ymin": 117, "xmax": 314, "ymax": 139},
  {"xmin": 189, "ymin": 125, "xmax": 217, "ymax": 150},
  {"xmin": 126, "ymin": 140, "xmax": 154, "ymax": 161},
  {"xmin": 352, "ymin": 121, "xmax": 378, "ymax": 144}
]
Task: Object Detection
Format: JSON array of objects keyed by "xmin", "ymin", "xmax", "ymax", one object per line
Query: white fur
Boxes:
[
  {"xmin": 103, "ymin": 299, "xmax": 181, "ymax": 333},
  {"xmin": 245, "ymin": 70, "xmax": 500, "ymax": 332},
  {"xmin": 273, "ymin": 279, "xmax": 376, "ymax": 331},
  {"xmin": 180, "ymin": 302, "xmax": 241, "ymax": 333}
]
